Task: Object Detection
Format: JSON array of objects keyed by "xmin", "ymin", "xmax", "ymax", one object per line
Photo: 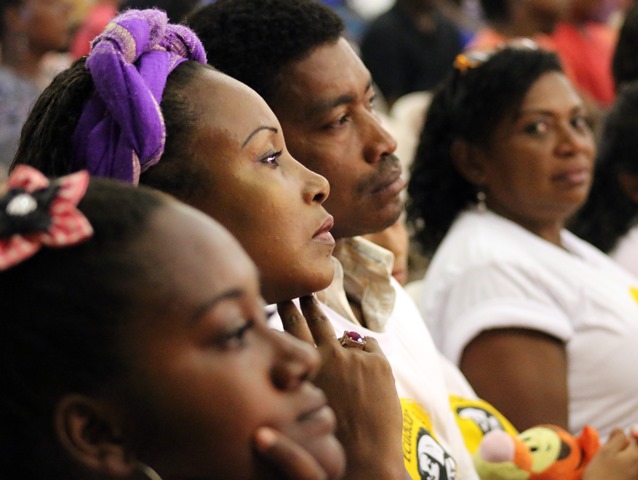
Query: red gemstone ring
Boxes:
[{"xmin": 339, "ymin": 330, "xmax": 366, "ymax": 350}]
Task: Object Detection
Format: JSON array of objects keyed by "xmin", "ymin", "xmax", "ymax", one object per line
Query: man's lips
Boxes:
[
  {"xmin": 370, "ymin": 168, "xmax": 406, "ymax": 203},
  {"xmin": 371, "ymin": 167, "xmax": 403, "ymax": 194}
]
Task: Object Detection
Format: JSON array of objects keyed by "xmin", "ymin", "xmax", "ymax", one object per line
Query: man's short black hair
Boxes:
[{"xmin": 186, "ymin": 0, "xmax": 344, "ymax": 103}]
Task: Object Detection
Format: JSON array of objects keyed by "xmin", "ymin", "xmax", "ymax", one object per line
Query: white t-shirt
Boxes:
[
  {"xmin": 270, "ymin": 235, "xmax": 484, "ymax": 479},
  {"xmin": 416, "ymin": 208, "xmax": 638, "ymax": 439},
  {"xmin": 324, "ymin": 298, "xmax": 478, "ymax": 480},
  {"xmin": 610, "ymin": 224, "xmax": 638, "ymax": 279}
]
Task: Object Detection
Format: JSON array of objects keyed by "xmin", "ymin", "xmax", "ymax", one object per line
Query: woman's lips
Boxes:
[
  {"xmin": 297, "ymin": 403, "xmax": 338, "ymax": 435},
  {"xmin": 552, "ymin": 168, "xmax": 591, "ymax": 186},
  {"xmin": 313, "ymin": 216, "xmax": 335, "ymax": 245}
]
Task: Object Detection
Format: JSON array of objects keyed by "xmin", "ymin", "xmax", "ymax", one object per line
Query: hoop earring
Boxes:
[
  {"xmin": 137, "ymin": 462, "xmax": 163, "ymax": 480},
  {"xmin": 476, "ymin": 190, "xmax": 487, "ymax": 213}
]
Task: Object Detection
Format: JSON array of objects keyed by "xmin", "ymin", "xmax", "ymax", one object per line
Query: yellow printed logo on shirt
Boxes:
[
  {"xmin": 401, "ymin": 399, "xmax": 457, "ymax": 480},
  {"xmin": 449, "ymin": 395, "xmax": 518, "ymax": 455}
]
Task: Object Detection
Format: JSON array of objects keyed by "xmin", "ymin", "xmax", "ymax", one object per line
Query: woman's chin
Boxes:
[
  {"xmin": 303, "ymin": 435, "xmax": 347, "ymax": 480},
  {"xmin": 250, "ymin": 434, "xmax": 345, "ymax": 480},
  {"xmin": 263, "ymin": 269, "xmax": 335, "ymax": 305}
]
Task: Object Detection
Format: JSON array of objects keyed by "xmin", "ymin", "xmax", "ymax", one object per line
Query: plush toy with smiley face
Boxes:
[{"xmin": 473, "ymin": 424, "xmax": 600, "ymax": 480}]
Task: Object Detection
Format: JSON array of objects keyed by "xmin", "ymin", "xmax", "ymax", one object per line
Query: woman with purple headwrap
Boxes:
[{"xmin": 11, "ymin": 8, "xmax": 407, "ymax": 480}]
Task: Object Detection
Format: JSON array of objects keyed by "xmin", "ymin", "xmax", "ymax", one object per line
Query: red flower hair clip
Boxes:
[{"xmin": 0, "ymin": 166, "xmax": 93, "ymax": 270}]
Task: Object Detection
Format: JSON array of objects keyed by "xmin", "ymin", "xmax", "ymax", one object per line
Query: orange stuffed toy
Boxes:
[{"xmin": 473, "ymin": 424, "xmax": 600, "ymax": 480}]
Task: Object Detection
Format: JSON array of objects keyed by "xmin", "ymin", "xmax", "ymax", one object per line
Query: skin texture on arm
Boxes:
[
  {"xmin": 278, "ymin": 295, "xmax": 407, "ymax": 480},
  {"xmin": 460, "ymin": 328, "xmax": 569, "ymax": 431}
]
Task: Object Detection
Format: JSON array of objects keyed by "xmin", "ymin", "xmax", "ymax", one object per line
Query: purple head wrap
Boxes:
[{"xmin": 72, "ymin": 9, "xmax": 207, "ymax": 184}]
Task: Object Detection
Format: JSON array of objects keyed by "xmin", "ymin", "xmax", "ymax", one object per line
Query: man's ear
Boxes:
[
  {"xmin": 55, "ymin": 394, "xmax": 136, "ymax": 478},
  {"xmin": 451, "ymin": 139, "xmax": 487, "ymax": 186}
]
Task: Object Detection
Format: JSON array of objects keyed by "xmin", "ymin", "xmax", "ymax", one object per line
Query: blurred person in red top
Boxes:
[
  {"xmin": 551, "ymin": 0, "xmax": 620, "ymax": 108},
  {"xmin": 70, "ymin": 0, "xmax": 121, "ymax": 59}
]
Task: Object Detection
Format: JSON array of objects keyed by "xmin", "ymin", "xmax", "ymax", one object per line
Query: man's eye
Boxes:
[{"xmin": 326, "ymin": 114, "xmax": 349, "ymax": 129}]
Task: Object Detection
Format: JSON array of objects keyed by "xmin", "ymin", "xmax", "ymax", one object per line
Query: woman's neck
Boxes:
[{"xmin": 485, "ymin": 205, "xmax": 566, "ymax": 247}]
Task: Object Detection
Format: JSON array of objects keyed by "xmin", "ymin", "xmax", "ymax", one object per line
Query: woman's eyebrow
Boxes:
[
  {"xmin": 516, "ymin": 107, "xmax": 586, "ymax": 121},
  {"xmin": 242, "ymin": 126, "xmax": 278, "ymax": 148},
  {"xmin": 189, "ymin": 289, "xmax": 245, "ymax": 325}
]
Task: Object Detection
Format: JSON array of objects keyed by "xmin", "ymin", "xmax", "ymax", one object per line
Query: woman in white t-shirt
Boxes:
[
  {"xmin": 571, "ymin": 80, "xmax": 638, "ymax": 278},
  {"xmin": 407, "ymin": 42, "xmax": 638, "ymax": 441}
]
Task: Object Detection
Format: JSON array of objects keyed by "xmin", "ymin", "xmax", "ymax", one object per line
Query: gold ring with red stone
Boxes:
[{"xmin": 338, "ymin": 330, "xmax": 366, "ymax": 350}]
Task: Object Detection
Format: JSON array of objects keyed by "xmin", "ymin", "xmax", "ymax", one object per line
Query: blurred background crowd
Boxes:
[{"xmin": 1, "ymin": 0, "xmax": 637, "ymax": 283}]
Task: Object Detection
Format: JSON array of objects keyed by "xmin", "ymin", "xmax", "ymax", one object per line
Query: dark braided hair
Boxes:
[
  {"xmin": 12, "ymin": 58, "xmax": 213, "ymax": 203},
  {"xmin": 569, "ymin": 81, "xmax": 638, "ymax": 252},
  {"xmin": 185, "ymin": 0, "xmax": 344, "ymax": 106},
  {"xmin": 0, "ymin": 178, "xmax": 165, "ymax": 478},
  {"xmin": 407, "ymin": 46, "xmax": 562, "ymax": 256}
]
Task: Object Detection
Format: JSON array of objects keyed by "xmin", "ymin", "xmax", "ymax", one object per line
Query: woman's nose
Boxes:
[
  {"xmin": 301, "ymin": 163, "xmax": 330, "ymax": 205},
  {"xmin": 556, "ymin": 122, "xmax": 594, "ymax": 158},
  {"xmin": 270, "ymin": 329, "xmax": 321, "ymax": 391}
]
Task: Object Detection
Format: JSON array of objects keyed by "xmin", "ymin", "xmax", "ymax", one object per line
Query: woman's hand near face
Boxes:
[
  {"xmin": 460, "ymin": 328, "xmax": 569, "ymax": 431},
  {"xmin": 277, "ymin": 296, "xmax": 407, "ymax": 480},
  {"xmin": 583, "ymin": 429, "xmax": 638, "ymax": 480},
  {"xmin": 254, "ymin": 426, "xmax": 335, "ymax": 480}
]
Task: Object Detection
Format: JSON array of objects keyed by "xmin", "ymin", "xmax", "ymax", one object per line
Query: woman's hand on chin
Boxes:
[
  {"xmin": 277, "ymin": 295, "xmax": 406, "ymax": 480},
  {"xmin": 254, "ymin": 426, "xmax": 341, "ymax": 480}
]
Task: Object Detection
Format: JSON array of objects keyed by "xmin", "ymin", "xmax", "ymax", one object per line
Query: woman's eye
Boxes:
[
  {"xmin": 368, "ymin": 94, "xmax": 377, "ymax": 110},
  {"xmin": 217, "ymin": 321, "xmax": 255, "ymax": 349},
  {"xmin": 261, "ymin": 150, "xmax": 282, "ymax": 167},
  {"xmin": 264, "ymin": 307, "xmax": 277, "ymax": 323},
  {"xmin": 523, "ymin": 121, "xmax": 549, "ymax": 136},
  {"xmin": 571, "ymin": 115, "xmax": 592, "ymax": 132}
]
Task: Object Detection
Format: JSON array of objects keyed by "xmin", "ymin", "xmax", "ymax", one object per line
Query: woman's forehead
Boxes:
[{"xmin": 148, "ymin": 203, "xmax": 256, "ymax": 280}]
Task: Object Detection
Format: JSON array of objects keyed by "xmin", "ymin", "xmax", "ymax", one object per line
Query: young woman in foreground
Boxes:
[{"xmin": 0, "ymin": 166, "xmax": 345, "ymax": 479}]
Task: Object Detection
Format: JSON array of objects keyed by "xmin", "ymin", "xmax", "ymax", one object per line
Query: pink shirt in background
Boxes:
[
  {"xmin": 551, "ymin": 21, "xmax": 617, "ymax": 107},
  {"xmin": 70, "ymin": 3, "xmax": 119, "ymax": 59}
]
